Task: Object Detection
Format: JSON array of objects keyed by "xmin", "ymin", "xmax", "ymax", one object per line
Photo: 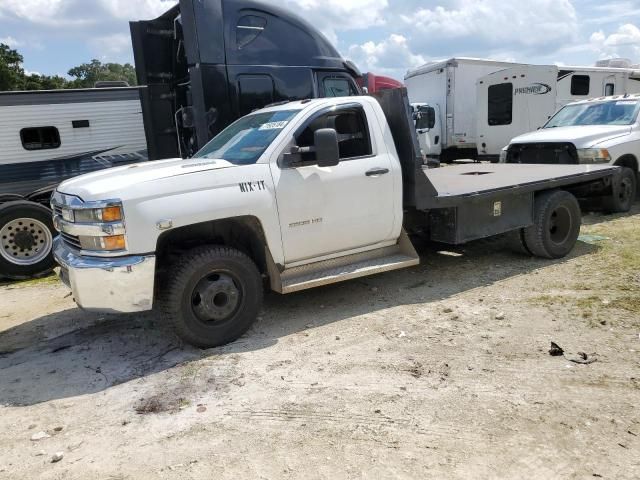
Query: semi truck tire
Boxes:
[
  {"xmin": 158, "ymin": 245, "xmax": 263, "ymax": 348},
  {"xmin": 0, "ymin": 201, "xmax": 56, "ymax": 280},
  {"xmin": 524, "ymin": 190, "xmax": 581, "ymax": 259},
  {"xmin": 602, "ymin": 167, "xmax": 636, "ymax": 214}
]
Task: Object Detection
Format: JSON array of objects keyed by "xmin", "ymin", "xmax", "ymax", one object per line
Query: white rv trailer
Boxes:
[
  {"xmin": 476, "ymin": 64, "xmax": 640, "ymax": 160},
  {"xmin": 0, "ymin": 87, "xmax": 147, "ymax": 279},
  {"xmin": 404, "ymin": 58, "xmax": 521, "ymax": 162}
]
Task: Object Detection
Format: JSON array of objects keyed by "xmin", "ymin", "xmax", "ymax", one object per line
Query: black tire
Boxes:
[
  {"xmin": 0, "ymin": 201, "xmax": 56, "ymax": 280},
  {"xmin": 157, "ymin": 245, "xmax": 263, "ymax": 348},
  {"xmin": 505, "ymin": 228, "xmax": 532, "ymax": 256},
  {"xmin": 603, "ymin": 167, "xmax": 636, "ymax": 213},
  {"xmin": 524, "ymin": 190, "xmax": 581, "ymax": 259}
]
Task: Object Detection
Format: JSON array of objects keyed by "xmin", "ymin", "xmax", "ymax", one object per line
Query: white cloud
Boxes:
[
  {"xmin": 89, "ymin": 33, "xmax": 133, "ymax": 58},
  {"xmin": 589, "ymin": 23, "xmax": 640, "ymax": 59},
  {"xmin": 0, "ymin": 0, "xmax": 65, "ymax": 22},
  {"xmin": 0, "ymin": 36, "xmax": 22, "ymax": 47},
  {"xmin": 283, "ymin": 0, "xmax": 388, "ymax": 44},
  {"xmin": 348, "ymin": 34, "xmax": 425, "ymax": 79},
  {"xmin": 97, "ymin": 0, "xmax": 177, "ymax": 21},
  {"xmin": 402, "ymin": 0, "xmax": 578, "ymax": 49}
]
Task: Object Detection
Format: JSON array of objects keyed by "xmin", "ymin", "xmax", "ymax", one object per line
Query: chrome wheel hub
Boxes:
[{"xmin": 0, "ymin": 218, "xmax": 53, "ymax": 266}]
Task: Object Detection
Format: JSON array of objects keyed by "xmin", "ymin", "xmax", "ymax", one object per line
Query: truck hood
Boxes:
[
  {"xmin": 58, "ymin": 157, "xmax": 236, "ymax": 201},
  {"xmin": 510, "ymin": 125, "xmax": 632, "ymax": 148}
]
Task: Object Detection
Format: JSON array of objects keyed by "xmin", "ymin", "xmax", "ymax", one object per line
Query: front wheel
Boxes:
[
  {"xmin": 158, "ymin": 246, "xmax": 263, "ymax": 348},
  {"xmin": 603, "ymin": 167, "xmax": 636, "ymax": 214},
  {"xmin": 0, "ymin": 201, "xmax": 56, "ymax": 280},
  {"xmin": 524, "ymin": 190, "xmax": 581, "ymax": 259}
]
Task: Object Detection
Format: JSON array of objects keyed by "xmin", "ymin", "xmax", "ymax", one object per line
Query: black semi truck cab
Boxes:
[{"xmin": 130, "ymin": 0, "xmax": 363, "ymax": 160}]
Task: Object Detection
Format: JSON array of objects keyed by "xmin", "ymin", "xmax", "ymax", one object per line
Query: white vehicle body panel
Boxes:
[
  {"xmin": 405, "ymin": 58, "xmax": 519, "ymax": 155},
  {"xmin": 478, "ymin": 65, "xmax": 640, "ymax": 157}
]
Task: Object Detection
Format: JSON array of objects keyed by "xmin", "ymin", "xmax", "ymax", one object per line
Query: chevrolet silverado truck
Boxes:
[
  {"xmin": 502, "ymin": 95, "xmax": 640, "ymax": 213},
  {"xmin": 52, "ymin": 89, "xmax": 619, "ymax": 348}
]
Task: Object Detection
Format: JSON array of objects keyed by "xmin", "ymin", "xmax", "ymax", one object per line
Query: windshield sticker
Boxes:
[
  {"xmin": 615, "ymin": 101, "xmax": 638, "ymax": 105},
  {"xmin": 259, "ymin": 121, "xmax": 289, "ymax": 131}
]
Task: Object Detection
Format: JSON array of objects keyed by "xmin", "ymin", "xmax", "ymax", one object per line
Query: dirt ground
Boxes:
[{"xmin": 0, "ymin": 205, "xmax": 638, "ymax": 480}]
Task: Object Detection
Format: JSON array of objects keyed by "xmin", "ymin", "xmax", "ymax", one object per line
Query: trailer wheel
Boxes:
[
  {"xmin": 0, "ymin": 201, "xmax": 56, "ymax": 280},
  {"xmin": 158, "ymin": 245, "xmax": 263, "ymax": 348},
  {"xmin": 524, "ymin": 190, "xmax": 581, "ymax": 259},
  {"xmin": 603, "ymin": 167, "xmax": 636, "ymax": 213}
]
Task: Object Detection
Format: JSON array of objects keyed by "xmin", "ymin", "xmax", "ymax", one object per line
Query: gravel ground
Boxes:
[{"xmin": 0, "ymin": 205, "xmax": 638, "ymax": 479}]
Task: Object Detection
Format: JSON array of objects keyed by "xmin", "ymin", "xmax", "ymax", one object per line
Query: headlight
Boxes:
[
  {"xmin": 577, "ymin": 148, "xmax": 611, "ymax": 164},
  {"xmin": 73, "ymin": 206, "xmax": 123, "ymax": 223},
  {"xmin": 79, "ymin": 235, "xmax": 126, "ymax": 251},
  {"xmin": 499, "ymin": 147, "xmax": 508, "ymax": 163}
]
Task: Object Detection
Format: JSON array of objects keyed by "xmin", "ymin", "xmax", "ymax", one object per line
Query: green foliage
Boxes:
[
  {"xmin": 0, "ymin": 43, "xmax": 137, "ymax": 91},
  {"xmin": 0, "ymin": 43, "xmax": 25, "ymax": 91},
  {"xmin": 67, "ymin": 59, "xmax": 137, "ymax": 88}
]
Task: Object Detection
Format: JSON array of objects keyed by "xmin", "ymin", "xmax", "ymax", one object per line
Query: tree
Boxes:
[
  {"xmin": 23, "ymin": 74, "xmax": 68, "ymax": 91},
  {"xmin": 67, "ymin": 59, "xmax": 137, "ymax": 88},
  {"xmin": 0, "ymin": 43, "xmax": 25, "ymax": 91}
]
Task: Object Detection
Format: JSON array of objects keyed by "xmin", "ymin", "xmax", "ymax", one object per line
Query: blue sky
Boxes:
[{"xmin": 1, "ymin": 0, "xmax": 640, "ymax": 81}]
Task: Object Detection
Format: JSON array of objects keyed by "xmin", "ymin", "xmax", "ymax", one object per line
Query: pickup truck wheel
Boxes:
[
  {"xmin": 603, "ymin": 167, "xmax": 636, "ymax": 213},
  {"xmin": 158, "ymin": 246, "xmax": 263, "ymax": 348},
  {"xmin": 524, "ymin": 190, "xmax": 581, "ymax": 259},
  {"xmin": 0, "ymin": 201, "xmax": 56, "ymax": 280}
]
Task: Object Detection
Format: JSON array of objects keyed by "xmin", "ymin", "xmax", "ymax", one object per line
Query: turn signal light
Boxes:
[
  {"xmin": 101, "ymin": 206, "xmax": 123, "ymax": 222},
  {"xmin": 102, "ymin": 235, "xmax": 126, "ymax": 251}
]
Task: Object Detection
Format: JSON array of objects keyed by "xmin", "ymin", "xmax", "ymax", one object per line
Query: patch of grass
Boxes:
[{"xmin": 0, "ymin": 273, "xmax": 59, "ymax": 289}]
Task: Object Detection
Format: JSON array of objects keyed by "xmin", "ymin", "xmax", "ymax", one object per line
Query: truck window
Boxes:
[
  {"xmin": 415, "ymin": 106, "xmax": 435, "ymax": 130},
  {"xmin": 237, "ymin": 75, "xmax": 275, "ymax": 116},
  {"xmin": 571, "ymin": 75, "xmax": 590, "ymax": 96},
  {"xmin": 20, "ymin": 127, "xmax": 61, "ymax": 151},
  {"xmin": 237, "ymin": 15, "xmax": 267, "ymax": 50},
  {"xmin": 323, "ymin": 77, "xmax": 357, "ymax": 97},
  {"xmin": 487, "ymin": 83, "xmax": 513, "ymax": 126},
  {"xmin": 296, "ymin": 106, "xmax": 372, "ymax": 161}
]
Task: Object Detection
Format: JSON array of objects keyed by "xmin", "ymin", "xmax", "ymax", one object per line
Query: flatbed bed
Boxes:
[{"xmin": 420, "ymin": 163, "xmax": 617, "ymax": 208}]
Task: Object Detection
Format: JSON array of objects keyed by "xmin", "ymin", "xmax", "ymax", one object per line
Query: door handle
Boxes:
[{"xmin": 366, "ymin": 168, "xmax": 390, "ymax": 177}]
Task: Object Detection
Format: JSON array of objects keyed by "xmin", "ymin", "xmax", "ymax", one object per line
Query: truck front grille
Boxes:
[
  {"xmin": 506, "ymin": 143, "xmax": 578, "ymax": 165},
  {"xmin": 60, "ymin": 232, "xmax": 82, "ymax": 250}
]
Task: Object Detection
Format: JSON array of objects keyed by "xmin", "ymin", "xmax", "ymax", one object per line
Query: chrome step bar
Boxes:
[{"xmin": 276, "ymin": 230, "xmax": 420, "ymax": 294}]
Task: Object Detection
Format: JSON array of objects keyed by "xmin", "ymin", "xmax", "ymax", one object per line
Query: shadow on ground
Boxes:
[{"xmin": 0, "ymin": 231, "xmax": 606, "ymax": 407}]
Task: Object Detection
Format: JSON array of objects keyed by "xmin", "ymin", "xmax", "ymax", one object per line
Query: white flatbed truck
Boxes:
[{"xmin": 51, "ymin": 89, "xmax": 619, "ymax": 347}]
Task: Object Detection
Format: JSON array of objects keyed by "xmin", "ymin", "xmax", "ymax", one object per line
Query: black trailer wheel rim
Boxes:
[
  {"xmin": 0, "ymin": 218, "xmax": 53, "ymax": 266},
  {"xmin": 191, "ymin": 271, "xmax": 243, "ymax": 324},
  {"xmin": 548, "ymin": 206, "xmax": 572, "ymax": 246}
]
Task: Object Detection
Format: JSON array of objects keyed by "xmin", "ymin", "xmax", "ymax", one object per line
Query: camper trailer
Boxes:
[
  {"xmin": 0, "ymin": 87, "xmax": 147, "ymax": 279},
  {"xmin": 404, "ymin": 58, "xmax": 520, "ymax": 162},
  {"xmin": 476, "ymin": 64, "xmax": 640, "ymax": 161}
]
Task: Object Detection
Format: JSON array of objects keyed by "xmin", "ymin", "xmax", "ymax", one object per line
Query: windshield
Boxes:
[
  {"xmin": 194, "ymin": 109, "xmax": 300, "ymax": 164},
  {"xmin": 545, "ymin": 100, "xmax": 640, "ymax": 128}
]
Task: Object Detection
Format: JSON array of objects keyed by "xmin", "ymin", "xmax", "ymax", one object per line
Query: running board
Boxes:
[{"xmin": 276, "ymin": 231, "xmax": 420, "ymax": 294}]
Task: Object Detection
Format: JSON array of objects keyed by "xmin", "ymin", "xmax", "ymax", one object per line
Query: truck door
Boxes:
[
  {"xmin": 271, "ymin": 102, "xmax": 398, "ymax": 264},
  {"xmin": 414, "ymin": 104, "xmax": 441, "ymax": 156}
]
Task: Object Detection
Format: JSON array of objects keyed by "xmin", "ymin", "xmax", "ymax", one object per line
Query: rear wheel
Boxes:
[
  {"xmin": 0, "ymin": 201, "xmax": 56, "ymax": 280},
  {"xmin": 603, "ymin": 167, "xmax": 636, "ymax": 213},
  {"xmin": 524, "ymin": 190, "xmax": 581, "ymax": 259},
  {"xmin": 158, "ymin": 245, "xmax": 263, "ymax": 348}
]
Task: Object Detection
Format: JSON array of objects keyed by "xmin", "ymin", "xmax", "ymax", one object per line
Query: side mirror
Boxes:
[{"xmin": 314, "ymin": 128, "xmax": 340, "ymax": 167}]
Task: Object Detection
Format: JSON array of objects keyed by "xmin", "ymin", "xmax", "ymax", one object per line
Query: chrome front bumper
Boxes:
[{"xmin": 53, "ymin": 237, "xmax": 156, "ymax": 313}]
